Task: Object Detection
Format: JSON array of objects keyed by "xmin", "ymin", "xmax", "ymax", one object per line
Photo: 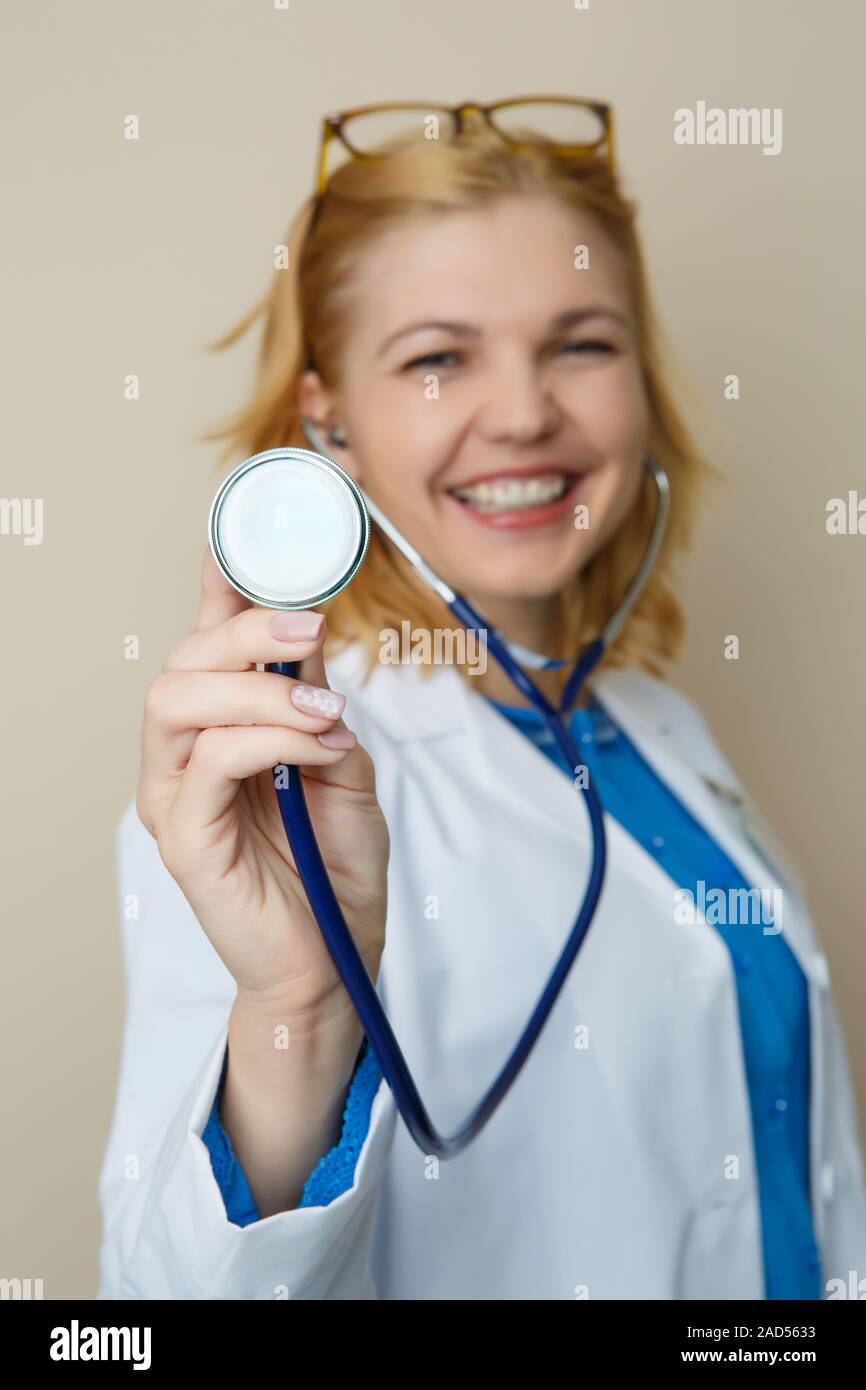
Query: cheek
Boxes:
[
  {"xmin": 356, "ymin": 383, "xmax": 458, "ymax": 508},
  {"xmin": 565, "ymin": 360, "xmax": 649, "ymax": 452}
]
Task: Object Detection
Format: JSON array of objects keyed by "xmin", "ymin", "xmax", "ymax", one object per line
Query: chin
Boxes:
[{"xmin": 452, "ymin": 558, "xmax": 586, "ymax": 608}]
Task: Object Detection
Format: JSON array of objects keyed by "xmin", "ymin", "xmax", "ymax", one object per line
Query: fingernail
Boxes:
[
  {"xmin": 291, "ymin": 683, "xmax": 346, "ymax": 719},
  {"xmin": 271, "ymin": 612, "xmax": 324, "ymax": 641},
  {"xmin": 316, "ymin": 728, "xmax": 357, "ymax": 750}
]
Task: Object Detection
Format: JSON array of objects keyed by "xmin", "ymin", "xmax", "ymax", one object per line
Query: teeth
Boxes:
[{"xmin": 451, "ymin": 473, "xmax": 571, "ymax": 513}]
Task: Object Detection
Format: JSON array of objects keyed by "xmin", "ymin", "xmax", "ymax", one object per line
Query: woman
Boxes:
[{"xmin": 98, "ymin": 98, "xmax": 866, "ymax": 1300}]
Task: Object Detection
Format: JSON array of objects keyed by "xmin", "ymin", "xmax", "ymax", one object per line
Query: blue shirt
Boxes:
[
  {"xmin": 201, "ymin": 690, "xmax": 821, "ymax": 1298},
  {"xmin": 202, "ymin": 1036, "xmax": 382, "ymax": 1219}
]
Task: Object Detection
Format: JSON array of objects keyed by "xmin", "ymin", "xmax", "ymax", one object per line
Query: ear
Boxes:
[
  {"xmin": 297, "ymin": 369, "xmax": 334, "ymax": 424},
  {"xmin": 297, "ymin": 371, "xmax": 363, "ymax": 481}
]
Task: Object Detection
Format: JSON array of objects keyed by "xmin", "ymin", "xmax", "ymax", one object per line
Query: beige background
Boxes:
[{"xmin": 1, "ymin": 0, "xmax": 863, "ymax": 1298}]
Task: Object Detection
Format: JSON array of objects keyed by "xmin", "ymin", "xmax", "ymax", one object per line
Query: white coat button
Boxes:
[
  {"xmin": 812, "ymin": 953, "xmax": 831, "ymax": 988},
  {"xmin": 820, "ymin": 1162, "xmax": 835, "ymax": 1202}
]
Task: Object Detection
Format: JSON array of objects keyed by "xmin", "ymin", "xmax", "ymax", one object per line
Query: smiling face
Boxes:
[{"xmin": 299, "ymin": 194, "xmax": 650, "ymax": 635}]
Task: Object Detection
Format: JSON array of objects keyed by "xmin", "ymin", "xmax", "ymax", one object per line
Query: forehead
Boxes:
[{"xmin": 344, "ymin": 195, "xmax": 630, "ymax": 337}]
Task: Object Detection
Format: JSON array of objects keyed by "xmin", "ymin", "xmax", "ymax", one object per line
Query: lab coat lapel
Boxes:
[{"xmin": 332, "ymin": 645, "xmax": 820, "ymax": 983}]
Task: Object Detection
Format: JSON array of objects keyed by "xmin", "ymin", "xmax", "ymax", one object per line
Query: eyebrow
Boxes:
[{"xmin": 377, "ymin": 306, "xmax": 631, "ymax": 358}]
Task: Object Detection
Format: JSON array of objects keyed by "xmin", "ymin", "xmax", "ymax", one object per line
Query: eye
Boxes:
[
  {"xmin": 561, "ymin": 339, "xmax": 616, "ymax": 356},
  {"xmin": 401, "ymin": 350, "xmax": 461, "ymax": 371}
]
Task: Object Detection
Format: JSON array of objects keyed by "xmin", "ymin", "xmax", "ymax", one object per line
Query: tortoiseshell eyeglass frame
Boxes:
[{"xmin": 312, "ymin": 94, "xmax": 614, "ymax": 202}]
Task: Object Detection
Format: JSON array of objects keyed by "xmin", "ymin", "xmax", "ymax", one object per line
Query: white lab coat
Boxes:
[{"xmin": 97, "ymin": 643, "xmax": 866, "ymax": 1300}]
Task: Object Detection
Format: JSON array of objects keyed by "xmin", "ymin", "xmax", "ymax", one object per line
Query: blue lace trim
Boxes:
[{"xmin": 201, "ymin": 1037, "xmax": 381, "ymax": 1225}]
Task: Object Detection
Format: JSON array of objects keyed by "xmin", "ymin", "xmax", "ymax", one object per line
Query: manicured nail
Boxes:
[
  {"xmin": 271, "ymin": 612, "xmax": 324, "ymax": 641},
  {"xmin": 291, "ymin": 683, "xmax": 346, "ymax": 719},
  {"xmin": 316, "ymin": 728, "xmax": 357, "ymax": 750}
]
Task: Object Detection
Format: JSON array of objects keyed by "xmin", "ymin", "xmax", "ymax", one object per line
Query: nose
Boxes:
[{"xmin": 475, "ymin": 354, "xmax": 563, "ymax": 446}]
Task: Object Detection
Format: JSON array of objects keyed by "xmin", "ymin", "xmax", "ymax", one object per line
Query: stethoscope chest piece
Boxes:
[{"xmin": 208, "ymin": 445, "xmax": 370, "ymax": 609}]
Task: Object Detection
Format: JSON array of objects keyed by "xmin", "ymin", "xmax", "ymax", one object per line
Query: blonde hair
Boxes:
[{"xmin": 201, "ymin": 123, "xmax": 722, "ymax": 685}]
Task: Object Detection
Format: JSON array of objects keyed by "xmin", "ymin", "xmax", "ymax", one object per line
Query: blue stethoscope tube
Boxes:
[{"xmin": 213, "ymin": 422, "xmax": 671, "ymax": 1158}]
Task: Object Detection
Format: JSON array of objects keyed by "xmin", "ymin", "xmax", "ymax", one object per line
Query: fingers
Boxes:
[
  {"xmin": 139, "ymin": 662, "xmax": 347, "ymax": 805},
  {"xmin": 139, "ymin": 625, "xmax": 365, "ymax": 820},
  {"xmin": 193, "ymin": 545, "xmax": 250, "ymax": 633},
  {"xmin": 167, "ymin": 724, "xmax": 362, "ymax": 840},
  {"xmin": 142, "ymin": 555, "xmax": 371, "ymax": 837},
  {"xmin": 142, "ymin": 669, "xmax": 346, "ymax": 743},
  {"xmin": 165, "ymin": 606, "xmax": 327, "ymax": 673}
]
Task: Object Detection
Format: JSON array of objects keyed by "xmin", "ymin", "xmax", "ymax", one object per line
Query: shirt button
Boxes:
[
  {"xmin": 772, "ymin": 1096, "xmax": 788, "ymax": 1117},
  {"xmin": 731, "ymin": 949, "xmax": 752, "ymax": 976},
  {"xmin": 652, "ymin": 835, "xmax": 665, "ymax": 849},
  {"xmin": 596, "ymin": 719, "xmax": 618, "ymax": 744}
]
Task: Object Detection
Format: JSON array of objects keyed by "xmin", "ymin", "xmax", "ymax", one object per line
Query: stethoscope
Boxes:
[{"xmin": 207, "ymin": 418, "xmax": 671, "ymax": 1157}]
